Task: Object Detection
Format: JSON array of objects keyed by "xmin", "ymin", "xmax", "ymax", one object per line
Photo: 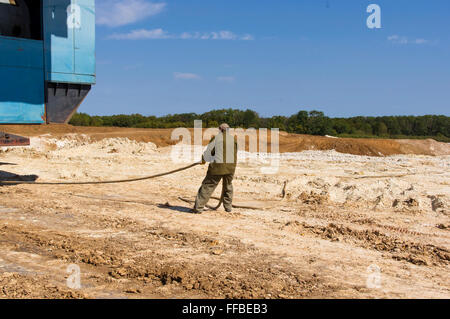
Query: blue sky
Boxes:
[{"xmin": 81, "ymin": 0, "xmax": 450, "ymax": 117}]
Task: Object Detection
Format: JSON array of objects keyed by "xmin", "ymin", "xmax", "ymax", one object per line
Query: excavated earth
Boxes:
[{"xmin": 0, "ymin": 126, "xmax": 448, "ymax": 299}]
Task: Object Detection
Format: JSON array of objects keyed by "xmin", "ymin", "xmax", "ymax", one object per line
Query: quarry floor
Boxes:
[{"xmin": 0, "ymin": 128, "xmax": 448, "ymax": 298}]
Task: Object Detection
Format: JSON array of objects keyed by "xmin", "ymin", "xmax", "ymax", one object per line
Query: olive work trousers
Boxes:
[{"xmin": 194, "ymin": 174, "xmax": 234, "ymax": 211}]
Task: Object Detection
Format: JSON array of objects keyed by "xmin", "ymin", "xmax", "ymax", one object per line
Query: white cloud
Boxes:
[
  {"xmin": 179, "ymin": 32, "xmax": 194, "ymax": 40},
  {"xmin": 217, "ymin": 76, "xmax": 235, "ymax": 83},
  {"xmin": 109, "ymin": 29, "xmax": 254, "ymax": 41},
  {"xmin": 174, "ymin": 72, "xmax": 201, "ymax": 80},
  {"xmin": 215, "ymin": 31, "xmax": 237, "ymax": 40},
  {"xmin": 414, "ymin": 38, "xmax": 428, "ymax": 45},
  {"xmin": 179, "ymin": 31, "xmax": 254, "ymax": 41},
  {"xmin": 388, "ymin": 35, "xmax": 431, "ymax": 45},
  {"xmin": 109, "ymin": 28, "xmax": 169, "ymax": 40},
  {"xmin": 240, "ymin": 34, "xmax": 255, "ymax": 41},
  {"xmin": 97, "ymin": 0, "xmax": 166, "ymax": 27}
]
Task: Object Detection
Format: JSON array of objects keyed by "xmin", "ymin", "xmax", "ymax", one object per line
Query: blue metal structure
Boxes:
[{"xmin": 0, "ymin": 0, "xmax": 95, "ymax": 127}]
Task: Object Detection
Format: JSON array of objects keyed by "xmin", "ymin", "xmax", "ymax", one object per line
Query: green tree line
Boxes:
[{"xmin": 69, "ymin": 109, "xmax": 450, "ymax": 142}]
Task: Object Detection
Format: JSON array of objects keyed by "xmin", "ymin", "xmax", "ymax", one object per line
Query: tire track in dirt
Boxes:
[
  {"xmin": 282, "ymin": 221, "xmax": 450, "ymax": 266},
  {"xmin": 0, "ymin": 219, "xmax": 340, "ymax": 298}
]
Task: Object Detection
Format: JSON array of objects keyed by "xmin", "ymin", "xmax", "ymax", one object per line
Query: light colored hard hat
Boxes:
[{"xmin": 219, "ymin": 123, "xmax": 230, "ymax": 132}]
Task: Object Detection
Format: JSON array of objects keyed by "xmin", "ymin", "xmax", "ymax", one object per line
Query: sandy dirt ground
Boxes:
[{"xmin": 0, "ymin": 128, "xmax": 449, "ymax": 299}]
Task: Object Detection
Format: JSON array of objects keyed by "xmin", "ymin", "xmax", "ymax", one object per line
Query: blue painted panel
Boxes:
[
  {"xmin": 43, "ymin": 0, "xmax": 75, "ymax": 76},
  {"xmin": 0, "ymin": 66, "xmax": 45, "ymax": 124},
  {"xmin": 0, "ymin": 35, "xmax": 45, "ymax": 123},
  {"xmin": 0, "ymin": 36, "xmax": 44, "ymax": 69},
  {"xmin": 48, "ymin": 72, "xmax": 95, "ymax": 84},
  {"xmin": 43, "ymin": 0, "xmax": 96, "ymax": 84},
  {"xmin": 74, "ymin": 0, "xmax": 95, "ymax": 76}
]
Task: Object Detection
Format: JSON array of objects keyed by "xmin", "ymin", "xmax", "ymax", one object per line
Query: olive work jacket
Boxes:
[{"xmin": 202, "ymin": 132, "xmax": 238, "ymax": 176}]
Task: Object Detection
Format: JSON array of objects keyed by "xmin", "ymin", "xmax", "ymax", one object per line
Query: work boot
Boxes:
[{"xmin": 190, "ymin": 208, "xmax": 203, "ymax": 214}]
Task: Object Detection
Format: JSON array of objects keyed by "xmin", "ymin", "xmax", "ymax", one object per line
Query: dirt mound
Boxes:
[
  {"xmin": 2, "ymin": 133, "xmax": 448, "ymax": 213},
  {"xmin": 1, "ymin": 124, "xmax": 449, "ymax": 156},
  {"xmin": 0, "ymin": 272, "xmax": 87, "ymax": 299},
  {"xmin": 397, "ymin": 139, "xmax": 450, "ymax": 156},
  {"xmin": 0, "ymin": 125, "xmax": 178, "ymax": 148},
  {"xmin": 0, "ymin": 220, "xmax": 329, "ymax": 299},
  {"xmin": 283, "ymin": 222, "xmax": 450, "ymax": 266}
]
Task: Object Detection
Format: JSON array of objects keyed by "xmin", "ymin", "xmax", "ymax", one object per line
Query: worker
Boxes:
[{"xmin": 192, "ymin": 123, "xmax": 238, "ymax": 214}]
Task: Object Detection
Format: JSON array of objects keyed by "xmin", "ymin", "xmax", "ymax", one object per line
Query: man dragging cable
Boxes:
[{"xmin": 192, "ymin": 123, "xmax": 238, "ymax": 214}]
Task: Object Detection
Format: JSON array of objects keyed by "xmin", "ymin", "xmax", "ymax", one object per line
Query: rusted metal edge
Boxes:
[{"xmin": 0, "ymin": 132, "xmax": 30, "ymax": 146}]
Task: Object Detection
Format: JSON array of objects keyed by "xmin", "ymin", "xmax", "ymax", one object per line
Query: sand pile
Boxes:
[
  {"xmin": 1, "ymin": 134, "xmax": 448, "ymax": 213},
  {"xmin": 1, "ymin": 134, "xmax": 157, "ymax": 159},
  {"xmin": 237, "ymin": 150, "xmax": 449, "ymax": 213}
]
